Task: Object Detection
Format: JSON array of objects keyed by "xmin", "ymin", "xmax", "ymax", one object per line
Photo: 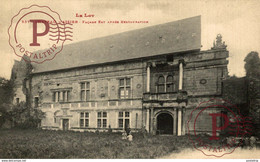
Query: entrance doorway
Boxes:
[
  {"xmin": 62, "ymin": 119, "xmax": 69, "ymax": 131},
  {"xmin": 157, "ymin": 113, "xmax": 173, "ymax": 135}
]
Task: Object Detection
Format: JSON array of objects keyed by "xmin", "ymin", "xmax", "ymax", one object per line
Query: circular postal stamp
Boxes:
[
  {"xmin": 8, "ymin": 4, "xmax": 73, "ymax": 64},
  {"xmin": 187, "ymin": 98, "xmax": 253, "ymax": 157}
]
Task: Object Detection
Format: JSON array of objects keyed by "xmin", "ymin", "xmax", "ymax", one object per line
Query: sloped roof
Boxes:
[{"xmin": 32, "ymin": 16, "xmax": 201, "ymax": 73}]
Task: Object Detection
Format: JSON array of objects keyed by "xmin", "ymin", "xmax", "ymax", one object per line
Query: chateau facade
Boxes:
[{"xmin": 12, "ymin": 16, "xmax": 229, "ymax": 135}]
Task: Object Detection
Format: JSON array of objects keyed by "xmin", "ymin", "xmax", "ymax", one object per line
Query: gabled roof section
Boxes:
[{"xmin": 32, "ymin": 16, "xmax": 201, "ymax": 73}]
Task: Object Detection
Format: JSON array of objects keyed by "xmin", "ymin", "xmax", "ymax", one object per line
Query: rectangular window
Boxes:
[
  {"xmin": 118, "ymin": 111, "xmax": 130, "ymax": 128},
  {"xmin": 158, "ymin": 85, "xmax": 165, "ymax": 93},
  {"xmin": 119, "ymin": 78, "xmax": 131, "ymax": 99},
  {"xmin": 81, "ymin": 82, "xmax": 90, "ymax": 101},
  {"xmin": 34, "ymin": 97, "xmax": 39, "ymax": 108},
  {"xmin": 80, "ymin": 112, "xmax": 89, "ymax": 128},
  {"xmin": 97, "ymin": 119, "xmax": 101, "ymax": 128},
  {"xmin": 97, "ymin": 111, "xmax": 107, "ymax": 128},
  {"xmin": 119, "ymin": 112, "xmax": 123, "ymax": 117},
  {"xmin": 103, "ymin": 119, "xmax": 107, "ymax": 128},
  {"xmin": 120, "ymin": 87, "xmax": 125, "ymax": 98},
  {"xmin": 53, "ymin": 91, "xmax": 70, "ymax": 102},
  {"xmin": 118, "ymin": 119, "xmax": 123, "ymax": 128},
  {"xmin": 166, "ymin": 75, "xmax": 176, "ymax": 92},
  {"xmin": 166, "ymin": 84, "xmax": 175, "ymax": 92}
]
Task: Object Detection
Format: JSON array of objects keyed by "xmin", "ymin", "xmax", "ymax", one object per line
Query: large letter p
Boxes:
[
  {"xmin": 209, "ymin": 113, "xmax": 229, "ymax": 140},
  {"xmin": 30, "ymin": 19, "xmax": 50, "ymax": 46}
]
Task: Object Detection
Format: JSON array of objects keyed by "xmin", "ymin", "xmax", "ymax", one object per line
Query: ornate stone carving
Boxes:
[
  {"xmin": 211, "ymin": 34, "xmax": 227, "ymax": 50},
  {"xmin": 200, "ymin": 79, "xmax": 207, "ymax": 84},
  {"xmin": 176, "ymin": 90, "xmax": 188, "ymax": 103}
]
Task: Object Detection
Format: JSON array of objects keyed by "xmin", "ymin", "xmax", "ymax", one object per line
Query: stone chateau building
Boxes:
[{"xmin": 11, "ymin": 16, "xmax": 229, "ymax": 135}]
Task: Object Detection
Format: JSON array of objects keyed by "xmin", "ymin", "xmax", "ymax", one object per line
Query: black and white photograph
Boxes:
[{"xmin": 0, "ymin": 0, "xmax": 260, "ymax": 160}]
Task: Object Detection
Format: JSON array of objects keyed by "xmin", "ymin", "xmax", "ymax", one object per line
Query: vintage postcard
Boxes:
[{"xmin": 0, "ymin": 0, "xmax": 260, "ymax": 160}]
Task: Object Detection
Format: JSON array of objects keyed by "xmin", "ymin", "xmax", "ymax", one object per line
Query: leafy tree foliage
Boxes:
[
  {"xmin": 0, "ymin": 77, "xmax": 45, "ymax": 129},
  {"xmin": 244, "ymin": 51, "xmax": 260, "ymax": 135},
  {"xmin": 0, "ymin": 77, "xmax": 14, "ymax": 105},
  {"xmin": 244, "ymin": 51, "xmax": 260, "ymax": 78},
  {"xmin": 0, "ymin": 77, "xmax": 14, "ymax": 127},
  {"xmin": 9, "ymin": 102, "xmax": 45, "ymax": 129}
]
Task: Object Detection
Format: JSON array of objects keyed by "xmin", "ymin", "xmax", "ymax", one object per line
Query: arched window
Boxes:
[
  {"xmin": 158, "ymin": 76, "xmax": 165, "ymax": 93},
  {"xmin": 166, "ymin": 75, "xmax": 176, "ymax": 92}
]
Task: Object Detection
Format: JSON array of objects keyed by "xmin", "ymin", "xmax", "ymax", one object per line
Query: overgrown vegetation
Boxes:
[
  {"xmin": 0, "ymin": 129, "xmax": 193, "ymax": 159},
  {"xmin": 244, "ymin": 51, "xmax": 260, "ymax": 134},
  {"xmin": 0, "ymin": 77, "xmax": 45, "ymax": 129},
  {"xmin": 244, "ymin": 51, "xmax": 260, "ymax": 79},
  {"xmin": 8, "ymin": 102, "xmax": 45, "ymax": 129},
  {"xmin": 0, "ymin": 77, "xmax": 14, "ymax": 128}
]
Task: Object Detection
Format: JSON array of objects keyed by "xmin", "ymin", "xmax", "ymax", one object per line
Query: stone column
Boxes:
[
  {"xmin": 182, "ymin": 108, "xmax": 186, "ymax": 135},
  {"xmin": 174, "ymin": 108, "xmax": 177, "ymax": 135},
  {"xmin": 150, "ymin": 107, "xmax": 154, "ymax": 134},
  {"xmin": 179, "ymin": 60, "xmax": 183, "ymax": 90},
  {"xmin": 131, "ymin": 77, "xmax": 133, "ymax": 98},
  {"xmin": 60, "ymin": 91, "xmax": 63, "ymax": 101},
  {"xmin": 177, "ymin": 108, "xmax": 182, "ymax": 136},
  {"xmin": 146, "ymin": 108, "xmax": 150, "ymax": 132},
  {"xmin": 178, "ymin": 60, "xmax": 185, "ymax": 136},
  {"xmin": 146, "ymin": 64, "xmax": 151, "ymax": 92},
  {"xmin": 55, "ymin": 92, "xmax": 58, "ymax": 102}
]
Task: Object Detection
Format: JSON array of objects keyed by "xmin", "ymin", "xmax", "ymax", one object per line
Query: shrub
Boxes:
[{"xmin": 8, "ymin": 102, "xmax": 45, "ymax": 129}]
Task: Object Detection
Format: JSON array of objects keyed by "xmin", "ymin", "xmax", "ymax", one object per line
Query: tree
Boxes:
[
  {"xmin": 244, "ymin": 51, "xmax": 260, "ymax": 136},
  {"xmin": 0, "ymin": 76, "xmax": 45, "ymax": 129},
  {"xmin": 0, "ymin": 77, "xmax": 14, "ymax": 127},
  {"xmin": 0, "ymin": 77, "xmax": 14, "ymax": 105},
  {"xmin": 244, "ymin": 51, "xmax": 260, "ymax": 79},
  {"xmin": 9, "ymin": 102, "xmax": 45, "ymax": 129}
]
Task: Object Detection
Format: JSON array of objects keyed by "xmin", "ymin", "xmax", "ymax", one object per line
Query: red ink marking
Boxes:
[
  {"xmin": 8, "ymin": 4, "xmax": 73, "ymax": 64},
  {"xmin": 30, "ymin": 19, "xmax": 50, "ymax": 46},
  {"xmin": 187, "ymin": 98, "xmax": 253, "ymax": 157},
  {"xmin": 209, "ymin": 113, "xmax": 229, "ymax": 140}
]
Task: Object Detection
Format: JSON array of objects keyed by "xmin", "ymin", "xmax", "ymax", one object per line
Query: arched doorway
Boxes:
[{"xmin": 156, "ymin": 113, "xmax": 173, "ymax": 135}]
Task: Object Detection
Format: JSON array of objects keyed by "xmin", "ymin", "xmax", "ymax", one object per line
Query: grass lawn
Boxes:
[{"xmin": 0, "ymin": 129, "xmax": 193, "ymax": 159}]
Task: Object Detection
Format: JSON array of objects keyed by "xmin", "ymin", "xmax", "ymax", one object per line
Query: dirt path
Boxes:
[{"xmin": 160, "ymin": 148, "xmax": 260, "ymax": 159}]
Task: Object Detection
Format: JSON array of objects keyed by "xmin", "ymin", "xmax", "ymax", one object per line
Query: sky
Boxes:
[{"xmin": 1, "ymin": 0, "xmax": 260, "ymax": 79}]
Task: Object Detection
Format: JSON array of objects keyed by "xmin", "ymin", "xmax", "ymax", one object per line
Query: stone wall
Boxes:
[
  {"xmin": 31, "ymin": 61, "xmax": 145, "ymax": 103},
  {"xmin": 27, "ymin": 46, "xmax": 229, "ymax": 133},
  {"xmin": 11, "ymin": 59, "xmax": 30, "ymax": 104},
  {"xmin": 30, "ymin": 60, "xmax": 145, "ymax": 131}
]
